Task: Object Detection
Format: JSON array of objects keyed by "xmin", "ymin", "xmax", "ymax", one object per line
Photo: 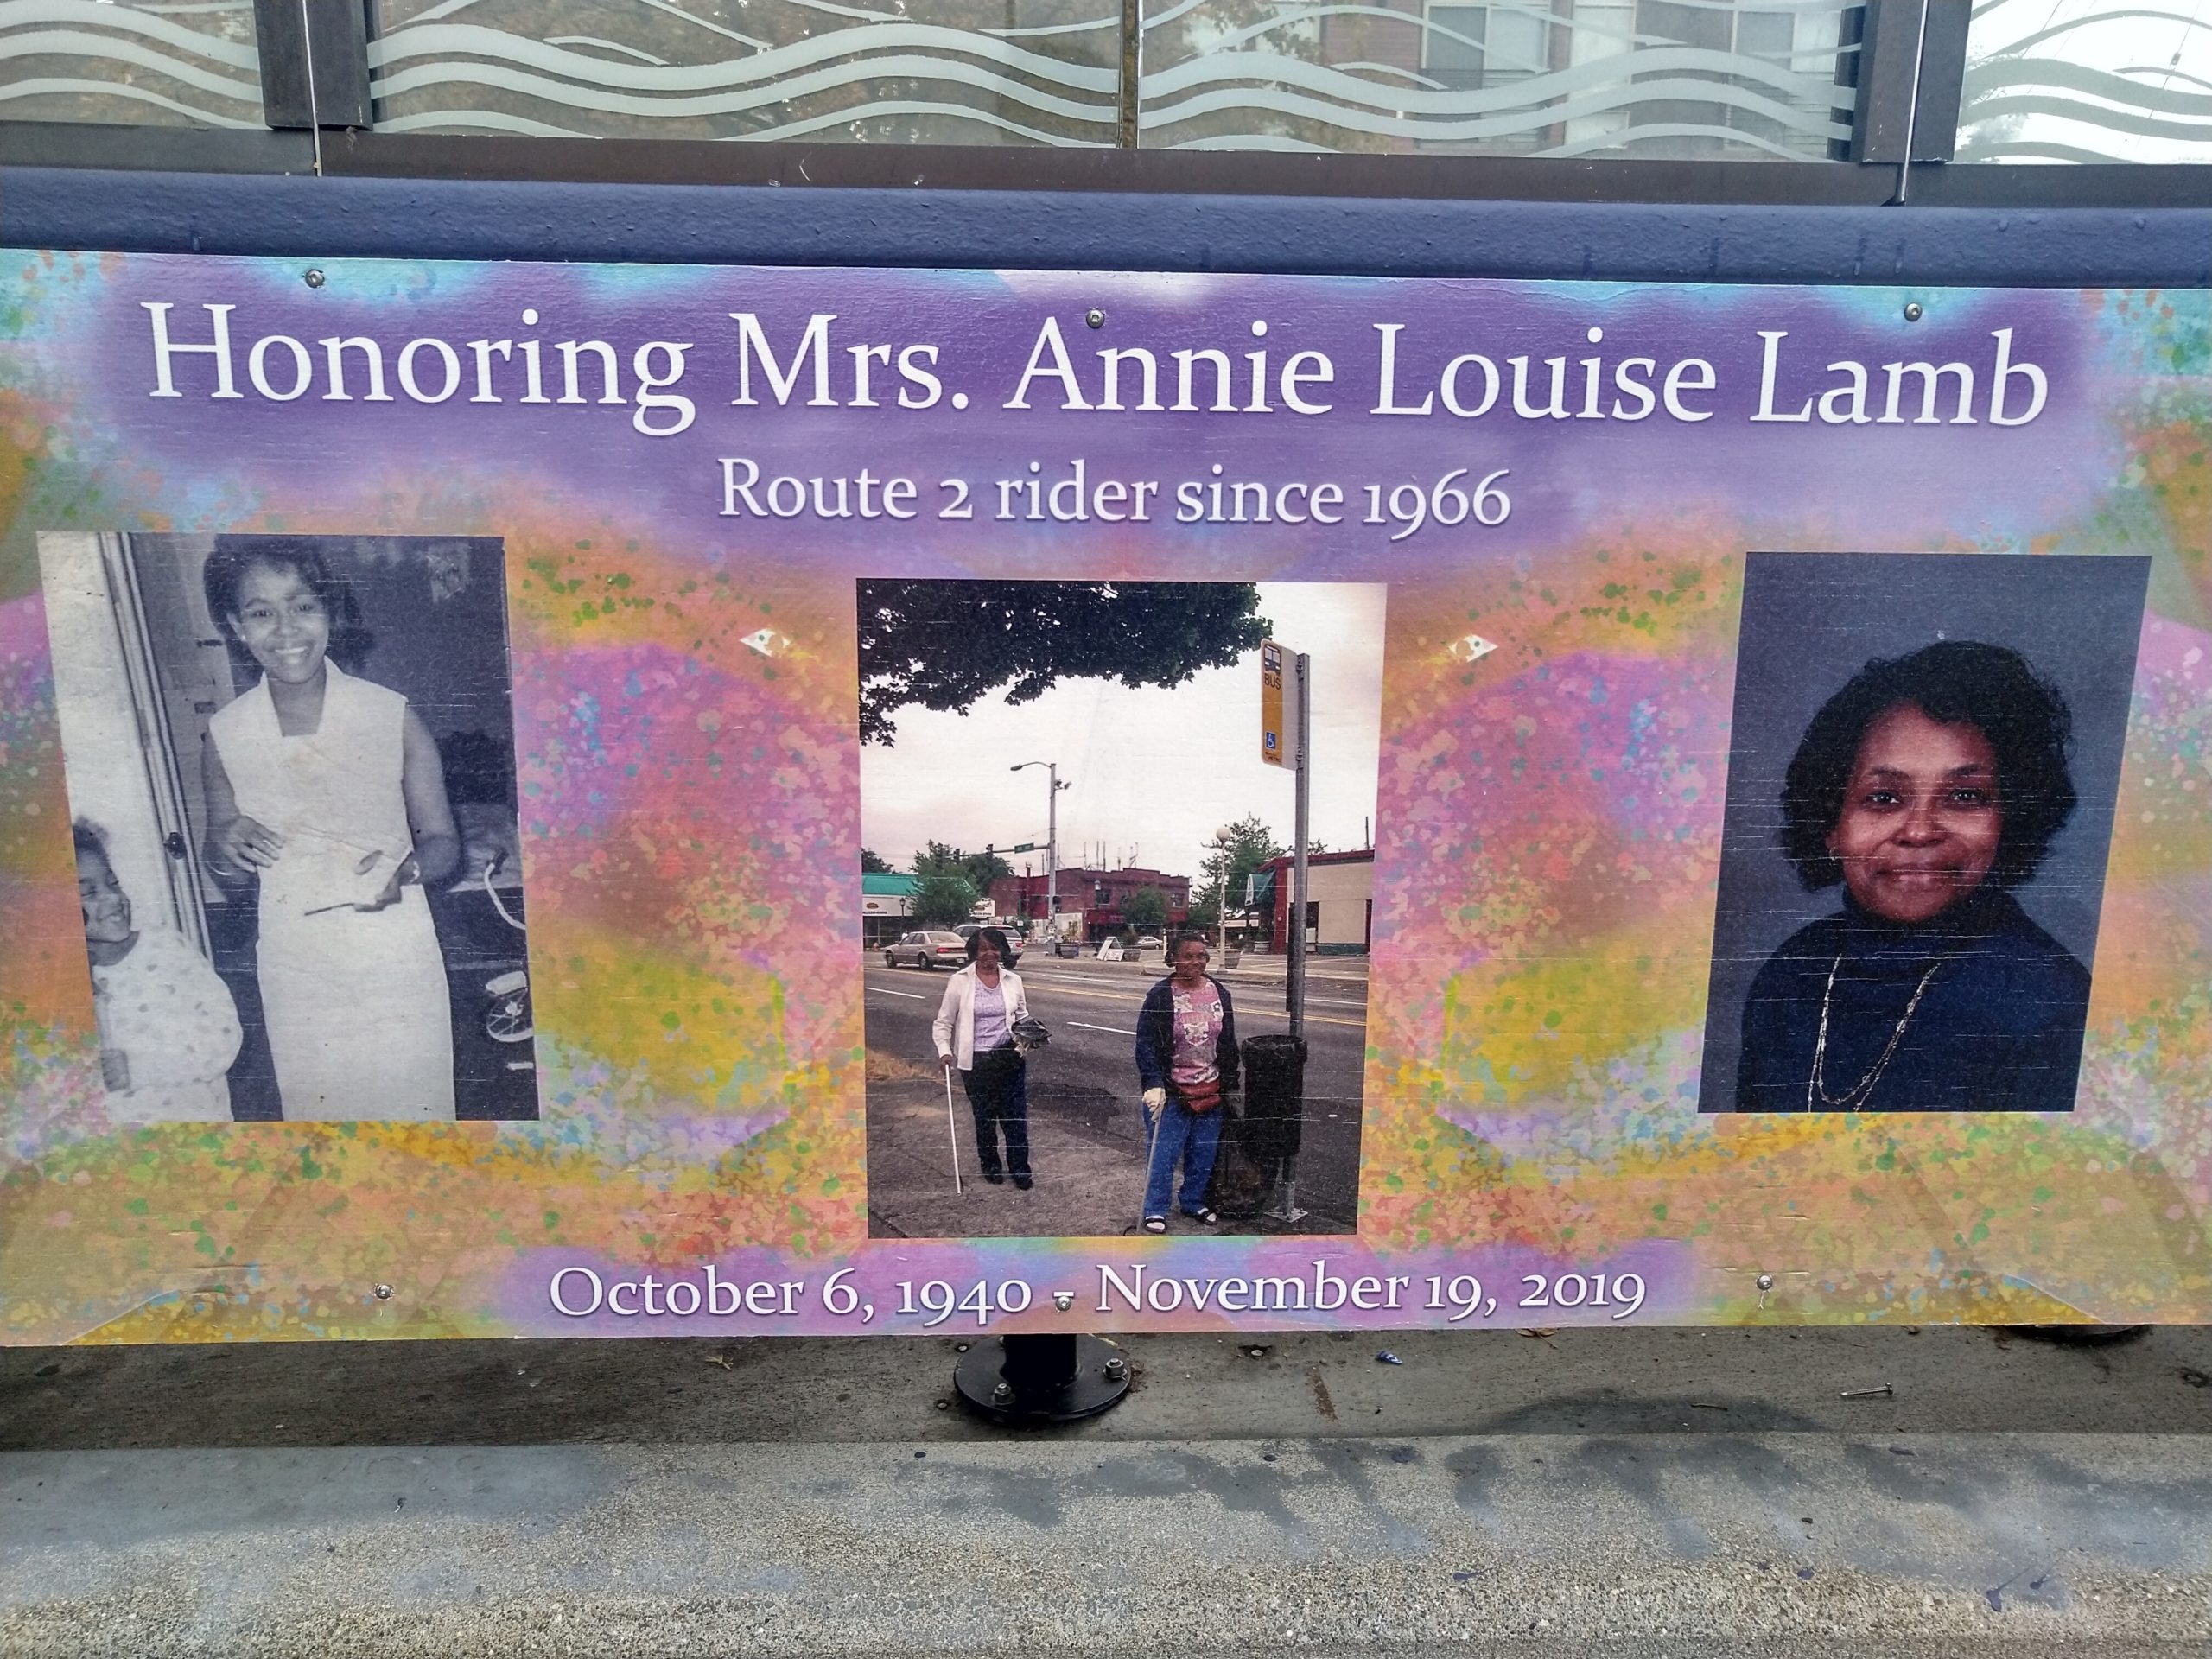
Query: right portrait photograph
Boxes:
[{"xmin": 1700, "ymin": 552, "xmax": 2151, "ymax": 1116}]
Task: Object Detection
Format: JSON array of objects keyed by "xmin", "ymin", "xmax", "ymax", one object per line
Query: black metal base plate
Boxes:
[{"xmin": 953, "ymin": 1334, "xmax": 1129, "ymax": 1426}]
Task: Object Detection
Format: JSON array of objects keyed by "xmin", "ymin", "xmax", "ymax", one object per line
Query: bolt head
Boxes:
[
  {"xmin": 1085, "ymin": 308, "xmax": 1106, "ymax": 329},
  {"xmin": 1903, "ymin": 302, "xmax": 1923, "ymax": 322},
  {"xmin": 373, "ymin": 1283, "xmax": 394, "ymax": 1300},
  {"xmin": 991, "ymin": 1380, "xmax": 1016, "ymax": 1402},
  {"xmin": 1104, "ymin": 1356, "xmax": 1128, "ymax": 1378},
  {"xmin": 1052, "ymin": 1290, "xmax": 1075, "ymax": 1312},
  {"xmin": 1755, "ymin": 1274, "xmax": 1775, "ymax": 1292},
  {"xmin": 304, "ymin": 268, "xmax": 327, "ymax": 289}
]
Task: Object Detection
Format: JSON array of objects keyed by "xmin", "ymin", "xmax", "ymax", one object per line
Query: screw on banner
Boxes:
[
  {"xmin": 373, "ymin": 1283, "xmax": 393, "ymax": 1300},
  {"xmin": 1086, "ymin": 309, "xmax": 1106, "ymax": 329},
  {"xmin": 1052, "ymin": 1290, "xmax": 1076, "ymax": 1312},
  {"xmin": 1756, "ymin": 1272, "xmax": 1774, "ymax": 1310},
  {"xmin": 303, "ymin": 269, "xmax": 326, "ymax": 289},
  {"xmin": 1903, "ymin": 302, "xmax": 1924, "ymax": 322},
  {"xmin": 1451, "ymin": 634, "xmax": 1497, "ymax": 664}
]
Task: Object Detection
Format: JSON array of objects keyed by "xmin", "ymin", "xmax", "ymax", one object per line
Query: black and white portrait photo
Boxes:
[
  {"xmin": 41, "ymin": 532, "xmax": 538, "ymax": 1123},
  {"xmin": 1700, "ymin": 551, "xmax": 2149, "ymax": 1116}
]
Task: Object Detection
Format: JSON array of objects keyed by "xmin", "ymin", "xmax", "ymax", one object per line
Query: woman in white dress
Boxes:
[{"xmin": 200, "ymin": 540, "xmax": 460, "ymax": 1122}]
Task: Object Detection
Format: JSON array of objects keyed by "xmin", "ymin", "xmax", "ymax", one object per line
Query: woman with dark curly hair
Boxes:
[{"xmin": 1736, "ymin": 639, "xmax": 2091, "ymax": 1114}]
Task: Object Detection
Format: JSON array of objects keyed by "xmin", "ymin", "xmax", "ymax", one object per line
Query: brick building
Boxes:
[
  {"xmin": 1251, "ymin": 851, "xmax": 1375, "ymax": 956},
  {"xmin": 989, "ymin": 865, "xmax": 1192, "ymax": 938}
]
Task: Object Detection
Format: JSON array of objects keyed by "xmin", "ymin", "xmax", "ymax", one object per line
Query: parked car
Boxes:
[
  {"xmin": 954, "ymin": 923, "xmax": 1021, "ymax": 964},
  {"xmin": 883, "ymin": 930, "xmax": 969, "ymax": 969}
]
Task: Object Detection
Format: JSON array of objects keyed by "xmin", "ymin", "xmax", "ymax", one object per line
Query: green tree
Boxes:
[
  {"xmin": 861, "ymin": 847, "xmax": 893, "ymax": 874},
  {"xmin": 911, "ymin": 872, "xmax": 981, "ymax": 927},
  {"xmin": 1200, "ymin": 815, "xmax": 1287, "ymax": 932},
  {"xmin": 1122, "ymin": 886, "xmax": 1169, "ymax": 930},
  {"xmin": 913, "ymin": 840, "xmax": 1014, "ymax": 892},
  {"xmin": 857, "ymin": 579, "xmax": 1271, "ymax": 743}
]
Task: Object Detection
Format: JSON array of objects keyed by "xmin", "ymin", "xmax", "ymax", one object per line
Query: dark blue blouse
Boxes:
[{"xmin": 1733, "ymin": 888, "xmax": 2092, "ymax": 1114}]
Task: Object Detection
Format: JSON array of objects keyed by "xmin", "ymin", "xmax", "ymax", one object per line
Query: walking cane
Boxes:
[
  {"xmin": 1141, "ymin": 1092, "xmax": 1163, "ymax": 1219},
  {"xmin": 944, "ymin": 1063, "xmax": 964, "ymax": 1196}
]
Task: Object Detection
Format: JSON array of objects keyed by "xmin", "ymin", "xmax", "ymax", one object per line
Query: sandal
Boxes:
[
  {"xmin": 1185, "ymin": 1207, "xmax": 1219, "ymax": 1226},
  {"xmin": 1142, "ymin": 1216, "xmax": 1167, "ymax": 1235}
]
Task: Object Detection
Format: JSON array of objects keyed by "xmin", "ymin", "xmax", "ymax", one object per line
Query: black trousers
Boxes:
[{"xmin": 960, "ymin": 1046, "xmax": 1030, "ymax": 1177}]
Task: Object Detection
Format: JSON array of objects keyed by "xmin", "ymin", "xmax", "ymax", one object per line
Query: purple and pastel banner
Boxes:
[{"xmin": 0, "ymin": 252, "xmax": 2205, "ymax": 1344}]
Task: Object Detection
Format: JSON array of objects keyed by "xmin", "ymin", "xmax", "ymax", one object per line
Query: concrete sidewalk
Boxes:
[
  {"xmin": 5, "ymin": 1326, "xmax": 2209, "ymax": 1656},
  {"xmin": 8, "ymin": 1430, "xmax": 2211, "ymax": 1657}
]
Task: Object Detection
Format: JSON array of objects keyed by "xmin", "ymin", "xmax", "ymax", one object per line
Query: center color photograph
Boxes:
[{"xmin": 856, "ymin": 577, "xmax": 1385, "ymax": 1241}]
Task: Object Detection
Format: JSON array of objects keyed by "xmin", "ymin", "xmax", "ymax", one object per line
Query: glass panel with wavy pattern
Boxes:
[
  {"xmin": 1957, "ymin": 0, "xmax": 2211, "ymax": 162},
  {"xmin": 0, "ymin": 0, "xmax": 261, "ymax": 127},
  {"xmin": 1138, "ymin": 0, "xmax": 1859, "ymax": 154},
  {"xmin": 367, "ymin": 0, "xmax": 1122, "ymax": 145}
]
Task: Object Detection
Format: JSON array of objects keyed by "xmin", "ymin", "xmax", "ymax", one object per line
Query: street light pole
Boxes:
[
  {"xmin": 1288, "ymin": 652, "xmax": 1311, "ymax": 1046},
  {"xmin": 1208, "ymin": 823, "xmax": 1236, "ymax": 955},
  {"xmin": 1011, "ymin": 760, "xmax": 1067, "ymax": 938}
]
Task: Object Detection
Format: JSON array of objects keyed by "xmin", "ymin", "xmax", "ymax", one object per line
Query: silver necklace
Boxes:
[{"xmin": 1806, "ymin": 953, "xmax": 1942, "ymax": 1112}]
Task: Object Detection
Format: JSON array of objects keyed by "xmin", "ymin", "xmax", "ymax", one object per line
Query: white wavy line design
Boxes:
[
  {"xmin": 374, "ymin": 54, "xmax": 1116, "ymax": 126},
  {"xmin": 1142, "ymin": 43, "xmax": 1847, "ymax": 116},
  {"xmin": 0, "ymin": 29, "xmax": 259, "ymax": 99},
  {"xmin": 0, "ymin": 0, "xmax": 260, "ymax": 124},
  {"xmin": 368, "ymin": 21, "xmax": 1120, "ymax": 94},
  {"xmin": 362, "ymin": 3, "xmax": 1849, "ymax": 151},
  {"xmin": 361, "ymin": 10, "xmax": 1849, "ymax": 150},
  {"xmin": 1144, "ymin": 77, "xmax": 1841, "ymax": 138},
  {"xmin": 0, "ymin": 0, "xmax": 257, "ymax": 64},
  {"xmin": 0, "ymin": 73, "xmax": 257, "ymax": 124},
  {"xmin": 1959, "ymin": 0, "xmax": 2211, "ymax": 162},
  {"xmin": 378, "ymin": 98, "xmax": 1102, "ymax": 147}
]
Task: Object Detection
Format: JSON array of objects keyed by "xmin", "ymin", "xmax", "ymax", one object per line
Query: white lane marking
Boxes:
[
  {"xmin": 867, "ymin": 987, "xmax": 925, "ymax": 1000},
  {"xmin": 1020, "ymin": 980, "xmax": 1366, "ymax": 1030},
  {"xmin": 1068, "ymin": 1020, "xmax": 1137, "ymax": 1036},
  {"xmin": 1017, "ymin": 969, "xmax": 1366, "ymax": 1008}
]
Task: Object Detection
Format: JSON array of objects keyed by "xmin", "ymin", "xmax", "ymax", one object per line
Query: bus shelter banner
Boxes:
[{"xmin": 1, "ymin": 253, "xmax": 2204, "ymax": 1342}]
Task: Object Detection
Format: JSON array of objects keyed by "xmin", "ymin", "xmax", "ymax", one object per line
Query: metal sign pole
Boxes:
[{"xmin": 1288, "ymin": 651, "xmax": 1310, "ymax": 1045}]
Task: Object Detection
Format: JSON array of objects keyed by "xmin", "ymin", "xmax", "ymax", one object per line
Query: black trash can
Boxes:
[
  {"xmin": 1206, "ymin": 1033, "xmax": 1310, "ymax": 1218},
  {"xmin": 1239, "ymin": 1033, "xmax": 1308, "ymax": 1160}
]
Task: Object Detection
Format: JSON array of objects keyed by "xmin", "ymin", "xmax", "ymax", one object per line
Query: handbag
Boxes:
[
  {"xmin": 1010, "ymin": 1014, "xmax": 1051, "ymax": 1053},
  {"xmin": 1177, "ymin": 1078, "xmax": 1224, "ymax": 1115}
]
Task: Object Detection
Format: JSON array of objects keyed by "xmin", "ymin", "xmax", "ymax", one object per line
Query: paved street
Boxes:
[{"xmin": 863, "ymin": 952, "xmax": 1367, "ymax": 1239}]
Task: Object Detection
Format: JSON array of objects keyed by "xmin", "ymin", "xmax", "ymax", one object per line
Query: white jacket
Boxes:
[{"xmin": 931, "ymin": 965, "xmax": 1030, "ymax": 1071}]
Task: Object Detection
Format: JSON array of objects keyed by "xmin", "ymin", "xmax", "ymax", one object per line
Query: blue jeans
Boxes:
[{"xmin": 1143, "ymin": 1093, "xmax": 1223, "ymax": 1218}]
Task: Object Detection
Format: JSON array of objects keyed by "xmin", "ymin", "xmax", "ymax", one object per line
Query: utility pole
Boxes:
[
  {"xmin": 1288, "ymin": 651, "xmax": 1311, "ymax": 1044},
  {"xmin": 1012, "ymin": 760, "xmax": 1067, "ymax": 937}
]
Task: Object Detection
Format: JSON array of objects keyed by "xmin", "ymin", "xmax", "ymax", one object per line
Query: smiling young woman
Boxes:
[{"xmin": 200, "ymin": 538, "xmax": 462, "ymax": 1122}]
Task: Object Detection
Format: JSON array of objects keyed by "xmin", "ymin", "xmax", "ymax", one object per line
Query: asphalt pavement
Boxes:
[{"xmin": 862, "ymin": 954, "xmax": 1367, "ymax": 1239}]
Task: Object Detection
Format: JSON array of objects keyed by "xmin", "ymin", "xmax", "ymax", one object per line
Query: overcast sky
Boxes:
[{"xmin": 859, "ymin": 582, "xmax": 1386, "ymax": 885}]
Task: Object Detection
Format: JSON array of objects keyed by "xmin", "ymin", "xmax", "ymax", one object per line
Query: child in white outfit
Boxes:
[{"xmin": 75, "ymin": 822, "xmax": 242, "ymax": 1124}]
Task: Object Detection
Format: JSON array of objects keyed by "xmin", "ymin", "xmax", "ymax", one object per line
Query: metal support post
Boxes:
[
  {"xmin": 1287, "ymin": 651, "xmax": 1310, "ymax": 1045},
  {"xmin": 954, "ymin": 1332, "xmax": 1129, "ymax": 1424},
  {"xmin": 1262, "ymin": 651, "xmax": 1312, "ymax": 1225}
]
